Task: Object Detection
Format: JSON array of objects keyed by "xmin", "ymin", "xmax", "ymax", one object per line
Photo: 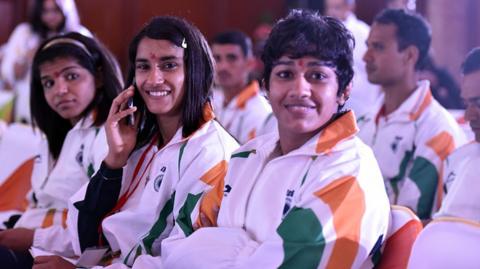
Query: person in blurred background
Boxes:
[
  {"xmin": 418, "ymin": 55, "xmax": 464, "ymax": 109},
  {"xmin": 358, "ymin": 8, "xmax": 466, "ymax": 221},
  {"xmin": 0, "ymin": 0, "xmax": 90, "ymax": 123},
  {"xmin": 211, "ymin": 30, "xmax": 271, "ymax": 144},
  {"xmin": 408, "ymin": 47, "xmax": 480, "ymax": 269},
  {"xmin": 325, "ymin": 0, "xmax": 381, "ymax": 119}
]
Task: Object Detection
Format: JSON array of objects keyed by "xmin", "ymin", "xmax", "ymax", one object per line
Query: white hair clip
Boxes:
[{"xmin": 181, "ymin": 38, "xmax": 187, "ymax": 49}]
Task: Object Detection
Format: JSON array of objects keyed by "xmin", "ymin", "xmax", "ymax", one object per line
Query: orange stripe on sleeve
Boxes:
[
  {"xmin": 247, "ymin": 129, "xmax": 256, "ymax": 141},
  {"xmin": 314, "ymin": 175, "xmax": 365, "ymax": 269},
  {"xmin": 195, "ymin": 160, "xmax": 228, "ymax": 227},
  {"xmin": 62, "ymin": 209, "xmax": 68, "ymax": 228},
  {"xmin": 426, "ymin": 131, "xmax": 455, "ymax": 209},
  {"xmin": 41, "ymin": 208, "xmax": 56, "ymax": 228},
  {"xmin": 426, "ymin": 131, "xmax": 455, "ymax": 161}
]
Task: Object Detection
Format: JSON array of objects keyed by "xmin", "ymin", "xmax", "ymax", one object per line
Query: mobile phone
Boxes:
[
  {"xmin": 126, "ymin": 78, "xmax": 137, "ymax": 126},
  {"xmin": 126, "ymin": 97, "xmax": 135, "ymax": 126}
]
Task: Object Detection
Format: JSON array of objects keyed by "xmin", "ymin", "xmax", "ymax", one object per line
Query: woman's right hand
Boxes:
[{"xmin": 104, "ymin": 86, "xmax": 139, "ymax": 169}]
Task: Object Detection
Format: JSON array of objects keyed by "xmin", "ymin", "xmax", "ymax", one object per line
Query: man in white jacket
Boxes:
[
  {"xmin": 408, "ymin": 47, "xmax": 480, "ymax": 268},
  {"xmin": 358, "ymin": 9, "xmax": 466, "ymax": 220},
  {"xmin": 211, "ymin": 31, "xmax": 272, "ymax": 144},
  {"xmin": 162, "ymin": 9, "xmax": 390, "ymax": 269}
]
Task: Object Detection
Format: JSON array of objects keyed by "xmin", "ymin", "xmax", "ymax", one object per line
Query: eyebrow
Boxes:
[
  {"xmin": 272, "ymin": 59, "xmax": 334, "ymax": 68},
  {"xmin": 40, "ymin": 66, "xmax": 79, "ymax": 80},
  {"xmin": 136, "ymin": 55, "xmax": 181, "ymax": 62}
]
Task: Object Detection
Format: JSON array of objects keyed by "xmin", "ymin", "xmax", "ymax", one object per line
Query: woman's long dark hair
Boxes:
[
  {"xmin": 30, "ymin": 32, "xmax": 123, "ymax": 159},
  {"xmin": 126, "ymin": 16, "xmax": 215, "ymax": 149}
]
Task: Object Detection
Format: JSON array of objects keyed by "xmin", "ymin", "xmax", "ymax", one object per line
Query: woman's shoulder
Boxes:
[{"xmin": 10, "ymin": 23, "xmax": 35, "ymax": 37}]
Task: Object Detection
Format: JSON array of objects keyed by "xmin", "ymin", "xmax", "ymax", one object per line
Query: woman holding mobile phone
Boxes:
[{"xmin": 30, "ymin": 16, "xmax": 238, "ymax": 269}]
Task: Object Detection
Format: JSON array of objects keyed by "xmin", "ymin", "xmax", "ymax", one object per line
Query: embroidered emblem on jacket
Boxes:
[
  {"xmin": 154, "ymin": 166, "xmax": 167, "ymax": 192},
  {"xmin": 391, "ymin": 136, "xmax": 403, "ymax": 153},
  {"xmin": 444, "ymin": 171, "xmax": 456, "ymax": 194},
  {"xmin": 282, "ymin": 189, "xmax": 295, "ymax": 216},
  {"xmin": 223, "ymin": 184, "xmax": 232, "ymax": 197},
  {"xmin": 76, "ymin": 144, "xmax": 85, "ymax": 166}
]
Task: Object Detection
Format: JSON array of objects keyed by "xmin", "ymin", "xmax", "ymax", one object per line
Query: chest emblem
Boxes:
[
  {"xmin": 75, "ymin": 144, "xmax": 85, "ymax": 166},
  {"xmin": 282, "ymin": 189, "xmax": 295, "ymax": 216},
  {"xmin": 390, "ymin": 136, "xmax": 403, "ymax": 153},
  {"xmin": 154, "ymin": 166, "xmax": 167, "ymax": 192}
]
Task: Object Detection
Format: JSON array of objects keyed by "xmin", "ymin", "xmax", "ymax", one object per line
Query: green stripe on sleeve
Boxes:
[
  {"xmin": 408, "ymin": 157, "xmax": 438, "ymax": 219},
  {"xmin": 277, "ymin": 207, "xmax": 325, "ymax": 269},
  {"xmin": 176, "ymin": 192, "xmax": 203, "ymax": 237},
  {"xmin": 231, "ymin": 149, "xmax": 256, "ymax": 159},
  {"xmin": 141, "ymin": 192, "xmax": 176, "ymax": 254},
  {"xmin": 390, "ymin": 148, "xmax": 415, "ymax": 202},
  {"xmin": 178, "ymin": 141, "xmax": 188, "ymax": 174}
]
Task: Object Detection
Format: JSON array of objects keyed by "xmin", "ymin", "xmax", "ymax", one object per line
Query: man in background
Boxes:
[{"xmin": 211, "ymin": 31, "xmax": 272, "ymax": 144}]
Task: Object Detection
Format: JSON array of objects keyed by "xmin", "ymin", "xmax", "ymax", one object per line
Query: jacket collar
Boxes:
[{"xmin": 376, "ymin": 80, "xmax": 433, "ymax": 123}]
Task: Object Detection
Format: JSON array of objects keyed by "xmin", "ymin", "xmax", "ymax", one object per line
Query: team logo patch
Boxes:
[
  {"xmin": 390, "ymin": 136, "xmax": 403, "ymax": 153},
  {"xmin": 444, "ymin": 171, "xmax": 456, "ymax": 194},
  {"xmin": 282, "ymin": 189, "xmax": 295, "ymax": 217},
  {"xmin": 223, "ymin": 184, "xmax": 232, "ymax": 197},
  {"xmin": 154, "ymin": 166, "xmax": 167, "ymax": 192},
  {"xmin": 76, "ymin": 144, "xmax": 85, "ymax": 166}
]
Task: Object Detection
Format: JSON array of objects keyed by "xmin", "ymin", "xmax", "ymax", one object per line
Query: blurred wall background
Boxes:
[{"xmin": 1, "ymin": 0, "xmax": 479, "ymax": 82}]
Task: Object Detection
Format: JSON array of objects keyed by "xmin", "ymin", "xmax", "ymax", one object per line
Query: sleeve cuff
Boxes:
[{"xmin": 98, "ymin": 161, "xmax": 123, "ymax": 180}]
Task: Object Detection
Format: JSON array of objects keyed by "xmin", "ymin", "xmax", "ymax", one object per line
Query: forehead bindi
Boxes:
[{"xmin": 149, "ymin": 52, "xmax": 159, "ymax": 61}]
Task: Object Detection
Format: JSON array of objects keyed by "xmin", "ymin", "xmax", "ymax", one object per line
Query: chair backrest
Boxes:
[
  {"xmin": 0, "ymin": 123, "xmax": 42, "ymax": 186},
  {"xmin": 0, "ymin": 123, "xmax": 42, "ymax": 214},
  {"xmin": 377, "ymin": 205, "xmax": 423, "ymax": 269},
  {"xmin": 408, "ymin": 217, "xmax": 480, "ymax": 269}
]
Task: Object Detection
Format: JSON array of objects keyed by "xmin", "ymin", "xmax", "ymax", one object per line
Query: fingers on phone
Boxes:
[{"xmin": 111, "ymin": 89, "xmax": 134, "ymax": 114}]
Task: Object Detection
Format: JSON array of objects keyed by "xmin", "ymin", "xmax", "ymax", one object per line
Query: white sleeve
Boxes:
[
  {"xmin": 162, "ymin": 227, "xmax": 258, "ymax": 269},
  {"xmin": 33, "ymin": 226, "xmax": 75, "ymax": 257},
  {"xmin": 0, "ymin": 23, "xmax": 32, "ymax": 84},
  {"xmin": 90, "ymin": 127, "xmax": 108, "ymax": 171}
]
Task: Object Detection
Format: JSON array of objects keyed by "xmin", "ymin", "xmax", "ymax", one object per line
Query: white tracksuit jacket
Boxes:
[
  {"xmin": 357, "ymin": 80, "xmax": 466, "ymax": 219},
  {"xmin": 15, "ymin": 114, "xmax": 107, "ymax": 229},
  {"xmin": 436, "ymin": 142, "xmax": 480, "ymax": 221},
  {"xmin": 33, "ymin": 109, "xmax": 239, "ymax": 269},
  {"xmin": 213, "ymin": 81, "xmax": 271, "ymax": 144},
  {"xmin": 162, "ymin": 111, "xmax": 391, "ymax": 269}
]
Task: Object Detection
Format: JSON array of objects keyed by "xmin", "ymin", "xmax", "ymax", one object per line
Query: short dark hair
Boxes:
[
  {"xmin": 374, "ymin": 8, "xmax": 431, "ymax": 70},
  {"xmin": 262, "ymin": 9, "xmax": 354, "ymax": 96},
  {"xmin": 31, "ymin": 32, "xmax": 123, "ymax": 159},
  {"xmin": 461, "ymin": 47, "xmax": 480, "ymax": 75},
  {"xmin": 126, "ymin": 16, "xmax": 215, "ymax": 149},
  {"xmin": 211, "ymin": 30, "xmax": 253, "ymax": 57},
  {"xmin": 30, "ymin": 0, "xmax": 66, "ymax": 38}
]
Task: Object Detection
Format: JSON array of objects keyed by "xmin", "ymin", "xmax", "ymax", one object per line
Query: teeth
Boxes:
[
  {"xmin": 148, "ymin": 90, "xmax": 170, "ymax": 97},
  {"xmin": 286, "ymin": 104, "xmax": 315, "ymax": 109}
]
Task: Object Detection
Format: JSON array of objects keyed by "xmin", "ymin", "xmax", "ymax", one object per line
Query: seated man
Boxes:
[
  {"xmin": 408, "ymin": 48, "xmax": 480, "ymax": 268},
  {"xmin": 162, "ymin": 9, "xmax": 390, "ymax": 269},
  {"xmin": 211, "ymin": 31, "xmax": 272, "ymax": 144},
  {"xmin": 358, "ymin": 9, "xmax": 466, "ymax": 220},
  {"xmin": 437, "ymin": 47, "xmax": 480, "ymax": 221}
]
